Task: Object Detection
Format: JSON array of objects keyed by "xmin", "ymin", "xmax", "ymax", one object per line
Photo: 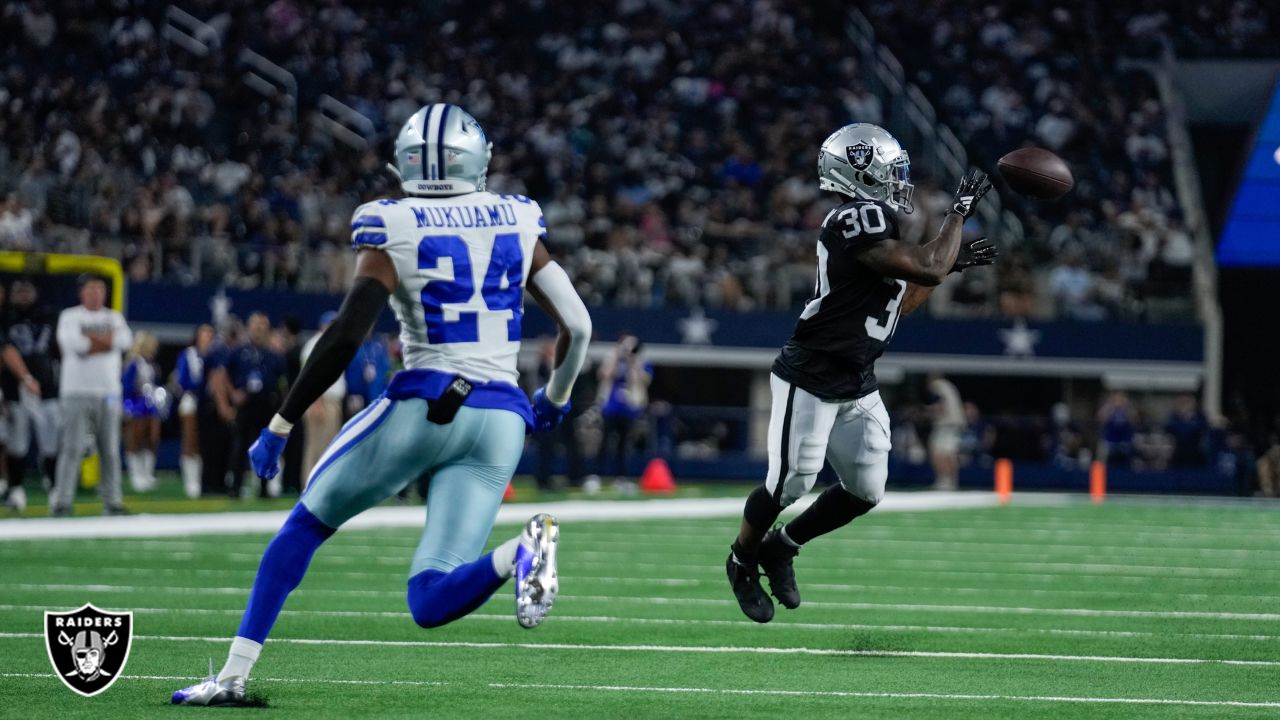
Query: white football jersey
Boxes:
[{"xmin": 349, "ymin": 192, "xmax": 544, "ymax": 386}]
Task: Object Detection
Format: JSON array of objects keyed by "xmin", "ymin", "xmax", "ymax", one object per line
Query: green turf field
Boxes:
[{"xmin": 1, "ymin": 500, "xmax": 1278, "ymax": 718}]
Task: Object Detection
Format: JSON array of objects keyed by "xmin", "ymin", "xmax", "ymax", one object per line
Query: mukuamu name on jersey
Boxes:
[{"xmin": 413, "ymin": 204, "xmax": 519, "ymax": 230}]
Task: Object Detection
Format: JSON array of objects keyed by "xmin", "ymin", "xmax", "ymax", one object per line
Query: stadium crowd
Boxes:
[{"xmin": 4, "ymin": 0, "xmax": 1269, "ymax": 321}]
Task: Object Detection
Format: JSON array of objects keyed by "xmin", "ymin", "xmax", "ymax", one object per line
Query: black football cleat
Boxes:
[
  {"xmin": 758, "ymin": 529, "xmax": 801, "ymax": 609},
  {"xmin": 725, "ymin": 552, "xmax": 774, "ymax": 623}
]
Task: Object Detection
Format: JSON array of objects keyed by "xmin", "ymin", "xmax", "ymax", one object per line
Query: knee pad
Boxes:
[
  {"xmin": 777, "ymin": 437, "xmax": 826, "ymax": 506},
  {"xmin": 839, "ymin": 459, "xmax": 888, "ymax": 506}
]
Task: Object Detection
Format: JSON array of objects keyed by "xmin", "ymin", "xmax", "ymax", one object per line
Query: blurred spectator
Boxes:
[
  {"xmin": 1165, "ymin": 393, "xmax": 1209, "ymax": 467},
  {"xmin": 176, "ymin": 323, "xmax": 214, "ymax": 499},
  {"xmin": 1049, "ymin": 251, "xmax": 1105, "ymax": 321},
  {"xmin": 530, "ymin": 337, "xmax": 585, "ymax": 491},
  {"xmin": 957, "ymin": 401, "xmax": 995, "ymax": 468},
  {"xmin": 927, "ymin": 374, "xmax": 964, "ymax": 490},
  {"xmin": 1, "ymin": 279, "xmax": 61, "ymax": 513},
  {"xmin": 591, "ymin": 334, "xmax": 652, "ymax": 485},
  {"xmin": 0, "ymin": 194, "xmax": 38, "ymax": 250},
  {"xmin": 1256, "ymin": 440, "xmax": 1280, "ymax": 498},
  {"xmin": 50, "ymin": 275, "xmax": 132, "ymax": 516},
  {"xmin": 343, "ymin": 333, "xmax": 390, "ymax": 417},
  {"xmin": 996, "ymin": 249, "xmax": 1036, "ymax": 318},
  {"xmin": 1098, "ymin": 391, "xmax": 1138, "ymax": 468},
  {"xmin": 301, "ymin": 312, "xmax": 346, "ymax": 484},
  {"xmin": 201, "ymin": 318, "xmax": 243, "ymax": 497},
  {"xmin": 122, "ymin": 331, "xmax": 162, "ymax": 492},
  {"xmin": 225, "ymin": 313, "xmax": 286, "ymax": 498},
  {"xmin": 1047, "ymin": 402, "xmax": 1088, "ymax": 469}
]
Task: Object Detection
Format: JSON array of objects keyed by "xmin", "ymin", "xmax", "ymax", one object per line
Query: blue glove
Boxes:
[
  {"xmin": 531, "ymin": 387, "xmax": 571, "ymax": 433},
  {"xmin": 248, "ymin": 428, "xmax": 289, "ymax": 480}
]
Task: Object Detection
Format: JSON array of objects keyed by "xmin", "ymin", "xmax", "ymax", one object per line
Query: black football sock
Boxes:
[
  {"xmin": 6, "ymin": 454, "xmax": 26, "ymax": 491},
  {"xmin": 783, "ymin": 484, "xmax": 876, "ymax": 545},
  {"xmin": 733, "ymin": 485, "xmax": 784, "ymax": 564}
]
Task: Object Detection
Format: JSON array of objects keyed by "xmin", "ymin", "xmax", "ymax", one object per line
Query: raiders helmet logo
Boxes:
[
  {"xmin": 846, "ymin": 142, "xmax": 874, "ymax": 171},
  {"xmin": 44, "ymin": 604, "xmax": 133, "ymax": 697}
]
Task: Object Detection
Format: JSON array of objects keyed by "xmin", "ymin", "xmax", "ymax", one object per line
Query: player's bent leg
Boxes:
[
  {"xmin": 405, "ymin": 408, "xmax": 546, "ymax": 629},
  {"xmin": 728, "ymin": 376, "xmax": 834, "ymax": 623},
  {"xmin": 776, "ymin": 391, "xmax": 889, "ymax": 566},
  {"xmin": 175, "ymin": 399, "xmax": 429, "ymax": 706}
]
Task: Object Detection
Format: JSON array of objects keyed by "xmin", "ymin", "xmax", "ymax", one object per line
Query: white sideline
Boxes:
[
  {"xmin": 0, "ymin": 491, "xmax": 1068, "ymax": 540},
  {"xmin": 2, "ymin": 603, "xmax": 1275, "ymax": 642},
  {"xmin": 1, "ymin": 673, "xmax": 1275, "ymax": 709},
  {"xmin": 0, "ymin": 632, "xmax": 1276, "ymax": 666}
]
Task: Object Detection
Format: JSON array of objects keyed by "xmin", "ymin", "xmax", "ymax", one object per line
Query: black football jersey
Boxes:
[
  {"xmin": 772, "ymin": 198, "xmax": 906, "ymax": 400},
  {"xmin": 0, "ymin": 305, "xmax": 58, "ymax": 400}
]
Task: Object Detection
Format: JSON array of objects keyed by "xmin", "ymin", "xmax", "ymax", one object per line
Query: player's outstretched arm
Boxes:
[
  {"xmin": 526, "ymin": 240, "xmax": 592, "ymax": 431},
  {"xmin": 248, "ymin": 249, "xmax": 397, "ymax": 479},
  {"xmin": 857, "ymin": 170, "xmax": 992, "ymax": 288}
]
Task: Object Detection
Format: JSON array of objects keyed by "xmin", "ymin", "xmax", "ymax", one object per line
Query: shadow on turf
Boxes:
[{"xmin": 167, "ymin": 693, "xmax": 270, "ymax": 709}]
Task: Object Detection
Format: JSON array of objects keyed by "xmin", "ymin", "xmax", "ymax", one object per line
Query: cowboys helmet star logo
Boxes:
[{"xmin": 846, "ymin": 142, "xmax": 874, "ymax": 170}]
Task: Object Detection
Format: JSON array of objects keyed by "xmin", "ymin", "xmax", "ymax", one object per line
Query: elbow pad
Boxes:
[{"xmin": 531, "ymin": 261, "xmax": 592, "ymax": 405}]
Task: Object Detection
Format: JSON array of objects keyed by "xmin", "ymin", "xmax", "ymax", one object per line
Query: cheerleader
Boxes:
[
  {"xmin": 122, "ymin": 332, "xmax": 163, "ymax": 492},
  {"xmin": 175, "ymin": 324, "xmax": 213, "ymax": 498}
]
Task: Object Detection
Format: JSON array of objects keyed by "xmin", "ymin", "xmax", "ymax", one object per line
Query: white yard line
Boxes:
[
  {"xmin": 0, "ymin": 672, "xmax": 1274, "ymax": 708},
  {"xmin": 0, "ymin": 492, "xmax": 1062, "ymax": 540},
  {"xmin": 0, "ymin": 631, "xmax": 1275, "ymax": 666},
  {"xmin": 1, "ymin": 603, "xmax": 1274, "ymax": 642},
  {"xmin": 9, "ymin": 545, "xmax": 1253, "ymax": 579},
  {"xmin": 484, "ymin": 682, "xmax": 1280, "ymax": 709},
  {"xmin": 17, "ymin": 563, "xmax": 1280, "ymax": 602},
  {"xmin": 10, "ymin": 563, "xmax": 1280, "ymax": 602},
  {"xmin": 11, "ymin": 538, "xmax": 1277, "ymax": 569},
  {"xmin": 7, "ymin": 582, "xmax": 1279, "ymax": 620}
]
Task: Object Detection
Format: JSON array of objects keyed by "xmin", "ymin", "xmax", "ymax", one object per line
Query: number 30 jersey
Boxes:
[
  {"xmin": 772, "ymin": 198, "xmax": 906, "ymax": 400},
  {"xmin": 350, "ymin": 192, "xmax": 544, "ymax": 386}
]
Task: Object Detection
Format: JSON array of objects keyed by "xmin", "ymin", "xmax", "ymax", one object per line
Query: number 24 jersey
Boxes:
[
  {"xmin": 772, "ymin": 198, "xmax": 906, "ymax": 401},
  {"xmin": 349, "ymin": 192, "xmax": 545, "ymax": 386}
]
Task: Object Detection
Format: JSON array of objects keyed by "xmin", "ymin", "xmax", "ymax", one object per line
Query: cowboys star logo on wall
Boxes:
[
  {"xmin": 45, "ymin": 603, "xmax": 133, "ymax": 697},
  {"xmin": 846, "ymin": 142, "xmax": 874, "ymax": 170}
]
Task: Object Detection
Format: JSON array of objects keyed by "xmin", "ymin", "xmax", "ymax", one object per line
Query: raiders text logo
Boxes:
[
  {"xmin": 846, "ymin": 142, "xmax": 874, "ymax": 171},
  {"xmin": 44, "ymin": 604, "xmax": 133, "ymax": 697}
]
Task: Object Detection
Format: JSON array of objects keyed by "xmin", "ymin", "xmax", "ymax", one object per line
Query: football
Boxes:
[{"xmin": 997, "ymin": 147, "xmax": 1075, "ymax": 200}]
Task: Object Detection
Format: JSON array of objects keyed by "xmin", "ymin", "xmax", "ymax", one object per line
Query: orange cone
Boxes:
[
  {"xmin": 503, "ymin": 482, "xmax": 516, "ymax": 501},
  {"xmin": 994, "ymin": 458, "xmax": 1013, "ymax": 505},
  {"xmin": 1089, "ymin": 461, "xmax": 1106, "ymax": 504},
  {"xmin": 639, "ymin": 458, "xmax": 677, "ymax": 495}
]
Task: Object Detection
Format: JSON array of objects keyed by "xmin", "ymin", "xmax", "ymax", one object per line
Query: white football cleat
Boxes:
[
  {"xmin": 171, "ymin": 675, "xmax": 246, "ymax": 706},
  {"xmin": 6, "ymin": 486, "xmax": 27, "ymax": 514},
  {"xmin": 514, "ymin": 513, "xmax": 559, "ymax": 629}
]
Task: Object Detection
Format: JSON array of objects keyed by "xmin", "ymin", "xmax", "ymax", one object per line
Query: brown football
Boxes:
[{"xmin": 997, "ymin": 147, "xmax": 1074, "ymax": 200}]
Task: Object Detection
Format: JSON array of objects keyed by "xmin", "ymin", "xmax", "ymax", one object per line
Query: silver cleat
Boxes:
[
  {"xmin": 171, "ymin": 675, "xmax": 247, "ymax": 706},
  {"xmin": 514, "ymin": 513, "xmax": 559, "ymax": 629}
]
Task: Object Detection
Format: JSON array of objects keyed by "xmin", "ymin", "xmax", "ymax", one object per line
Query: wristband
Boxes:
[{"xmin": 267, "ymin": 414, "xmax": 294, "ymax": 436}]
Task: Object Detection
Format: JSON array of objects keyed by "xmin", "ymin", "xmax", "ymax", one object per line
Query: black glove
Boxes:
[
  {"xmin": 950, "ymin": 169, "xmax": 993, "ymax": 219},
  {"xmin": 950, "ymin": 236, "xmax": 998, "ymax": 273}
]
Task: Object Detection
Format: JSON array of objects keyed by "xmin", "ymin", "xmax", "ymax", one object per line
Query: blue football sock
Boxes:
[
  {"xmin": 236, "ymin": 504, "xmax": 336, "ymax": 643},
  {"xmin": 407, "ymin": 552, "xmax": 507, "ymax": 628}
]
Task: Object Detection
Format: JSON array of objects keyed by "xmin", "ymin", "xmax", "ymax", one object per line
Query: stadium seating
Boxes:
[{"xmin": 0, "ymin": 0, "xmax": 1270, "ymax": 318}]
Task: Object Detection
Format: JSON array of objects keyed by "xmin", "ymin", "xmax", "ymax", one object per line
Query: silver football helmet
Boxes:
[
  {"xmin": 393, "ymin": 103, "xmax": 492, "ymax": 196},
  {"xmin": 817, "ymin": 123, "xmax": 914, "ymax": 213}
]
